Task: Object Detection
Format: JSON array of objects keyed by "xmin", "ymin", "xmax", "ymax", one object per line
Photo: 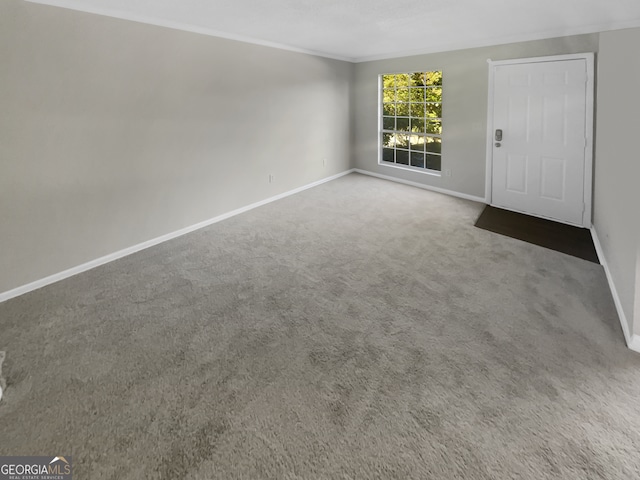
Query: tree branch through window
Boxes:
[{"xmin": 380, "ymin": 71, "xmax": 443, "ymax": 172}]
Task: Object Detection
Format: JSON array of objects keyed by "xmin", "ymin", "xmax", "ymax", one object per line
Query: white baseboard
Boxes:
[
  {"xmin": 353, "ymin": 169, "xmax": 486, "ymax": 204},
  {"xmin": 0, "ymin": 169, "xmax": 355, "ymax": 304},
  {"xmin": 590, "ymin": 227, "xmax": 640, "ymax": 353},
  {"xmin": 629, "ymin": 335, "xmax": 640, "ymax": 353}
]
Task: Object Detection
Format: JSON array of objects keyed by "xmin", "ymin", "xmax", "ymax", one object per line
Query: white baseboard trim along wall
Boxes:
[
  {"xmin": 3, "ymin": 168, "xmax": 484, "ymax": 304},
  {"xmin": 3, "ymin": 169, "xmax": 638, "ymax": 355},
  {"xmin": 591, "ymin": 227, "xmax": 640, "ymax": 353},
  {"xmin": 0, "ymin": 169, "xmax": 356, "ymax": 304},
  {"xmin": 352, "ymin": 169, "xmax": 486, "ymax": 203}
]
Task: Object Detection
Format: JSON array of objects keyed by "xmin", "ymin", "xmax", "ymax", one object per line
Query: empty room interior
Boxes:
[{"xmin": 2, "ymin": 0, "xmax": 640, "ymax": 478}]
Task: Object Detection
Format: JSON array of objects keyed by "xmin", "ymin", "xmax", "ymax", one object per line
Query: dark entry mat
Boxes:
[{"xmin": 475, "ymin": 206, "xmax": 599, "ymax": 263}]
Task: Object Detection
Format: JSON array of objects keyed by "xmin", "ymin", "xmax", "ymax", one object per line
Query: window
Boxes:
[{"xmin": 380, "ymin": 71, "xmax": 443, "ymax": 172}]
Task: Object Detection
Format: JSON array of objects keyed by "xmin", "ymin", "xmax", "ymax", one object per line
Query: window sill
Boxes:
[{"xmin": 378, "ymin": 161, "xmax": 442, "ymax": 177}]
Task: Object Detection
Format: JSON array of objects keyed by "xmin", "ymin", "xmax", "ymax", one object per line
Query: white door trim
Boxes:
[{"xmin": 484, "ymin": 53, "xmax": 595, "ymax": 228}]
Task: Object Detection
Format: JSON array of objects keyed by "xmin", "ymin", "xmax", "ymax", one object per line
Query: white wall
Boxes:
[
  {"xmin": 593, "ymin": 27, "xmax": 640, "ymax": 340},
  {"xmin": 0, "ymin": 0, "xmax": 353, "ymax": 294},
  {"xmin": 3, "ymin": 0, "xmax": 639, "ymax": 351},
  {"xmin": 635, "ymin": 248, "xmax": 640, "ymax": 336},
  {"xmin": 353, "ymin": 35, "xmax": 598, "ymax": 199}
]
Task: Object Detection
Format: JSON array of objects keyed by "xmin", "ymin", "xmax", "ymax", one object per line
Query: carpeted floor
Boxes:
[{"xmin": 1, "ymin": 173, "xmax": 639, "ymax": 479}]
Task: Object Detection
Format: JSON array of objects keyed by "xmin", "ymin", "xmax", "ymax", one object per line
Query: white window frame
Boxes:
[{"xmin": 377, "ymin": 71, "xmax": 443, "ymax": 176}]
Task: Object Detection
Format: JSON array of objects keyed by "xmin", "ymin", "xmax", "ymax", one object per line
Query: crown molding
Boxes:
[
  {"xmin": 353, "ymin": 18, "xmax": 640, "ymax": 63},
  {"xmin": 22, "ymin": 1, "xmax": 640, "ymax": 65},
  {"xmin": 23, "ymin": 0, "xmax": 355, "ymax": 62}
]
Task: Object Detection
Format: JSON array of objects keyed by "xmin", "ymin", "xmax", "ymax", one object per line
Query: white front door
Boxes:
[{"xmin": 490, "ymin": 58, "xmax": 590, "ymax": 226}]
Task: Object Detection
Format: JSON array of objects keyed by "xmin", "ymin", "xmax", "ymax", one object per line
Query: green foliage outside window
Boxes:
[{"xmin": 381, "ymin": 71, "xmax": 443, "ymax": 171}]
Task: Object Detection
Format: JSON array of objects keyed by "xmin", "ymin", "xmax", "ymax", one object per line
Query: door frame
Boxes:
[{"xmin": 484, "ymin": 53, "xmax": 595, "ymax": 228}]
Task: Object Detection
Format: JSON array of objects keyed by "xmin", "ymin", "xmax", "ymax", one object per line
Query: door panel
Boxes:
[
  {"xmin": 540, "ymin": 156, "xmax": 565, "ymax": 200},
  {"xmin": 491, "ymin": 59, "xmax": 588, "ymax": 226},
  {"xmin": 506, "ymin": 154, "xmax": 528, "ymax": 193}
]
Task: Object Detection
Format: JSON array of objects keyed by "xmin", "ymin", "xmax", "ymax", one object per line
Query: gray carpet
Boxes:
[{"xmin": 1, "ymin": 173, "xmax": 639, "ymax": 479}]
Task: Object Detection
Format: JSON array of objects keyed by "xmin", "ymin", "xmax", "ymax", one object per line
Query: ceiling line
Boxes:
[
  {"xmin": 23, "ymin": 0, "xmax": 640, "ymax": 64},
  {"xmin": 24, "ymin": 0, "xmax": 355, "ymax": 62},
  {"xmin": 354, "ymin": 17, "xmax": 640, "ymax": 63}
]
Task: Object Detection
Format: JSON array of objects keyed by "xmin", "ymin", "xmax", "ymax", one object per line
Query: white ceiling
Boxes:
[{"xmin": 27, "ymin": 0, "xmax": 640, "ymax": 62}]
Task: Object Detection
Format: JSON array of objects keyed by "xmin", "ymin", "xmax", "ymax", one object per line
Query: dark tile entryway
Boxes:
[{"xmin": 475, "ymin": 205, "xmax": 599, "ymax": 263}]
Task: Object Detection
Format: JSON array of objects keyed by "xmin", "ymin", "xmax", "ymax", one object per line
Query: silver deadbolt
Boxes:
[{"xmin": 495, "ymin": 129, "xmax": 503, "ymax": 141}]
